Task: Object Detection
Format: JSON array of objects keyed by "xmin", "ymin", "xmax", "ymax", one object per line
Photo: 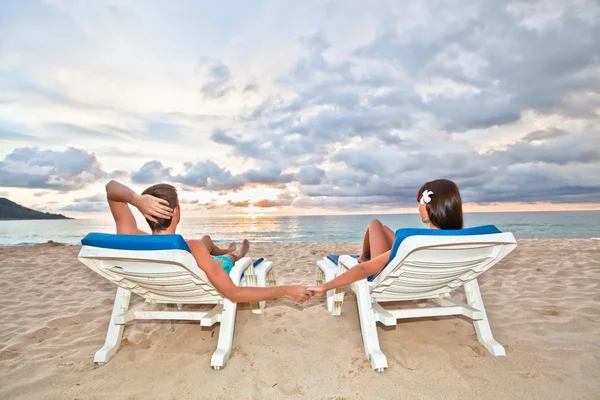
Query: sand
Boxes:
[{"xmin": 0, "ymin": 240, "xmax": 599, "ymax": 400}]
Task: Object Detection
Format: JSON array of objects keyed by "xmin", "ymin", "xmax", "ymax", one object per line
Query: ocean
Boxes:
[{"xmin": 0, "ymin": 211, "xmax": 599, "ymax": 246}]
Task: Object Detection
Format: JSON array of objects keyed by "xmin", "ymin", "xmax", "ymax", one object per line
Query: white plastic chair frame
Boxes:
[
  {"xmin": 79, "ymin": 245, "xmax": 275, "ymax": 370},
  {"xmin": 315, "ymin": 233, "xmax": 517, "ymax": 372}
]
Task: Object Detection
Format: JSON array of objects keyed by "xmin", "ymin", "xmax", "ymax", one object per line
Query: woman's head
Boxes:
[{"xmin": 417, "ymin": 179, "xmax": 463, "ymax": 230}]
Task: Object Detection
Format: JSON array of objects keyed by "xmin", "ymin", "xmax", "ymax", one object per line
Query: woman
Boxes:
[{"xmin": 308, "ymin": 179, "xmax": 464, "ymax": 298}]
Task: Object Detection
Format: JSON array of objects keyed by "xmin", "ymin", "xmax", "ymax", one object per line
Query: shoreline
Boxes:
[{"xmin": 1, "ymin": 237, "xmax": 600, "ymax": 248}]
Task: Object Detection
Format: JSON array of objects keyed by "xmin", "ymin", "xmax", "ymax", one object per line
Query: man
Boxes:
[{"xmin": 106, "ymin": 180, "xmax": 312, "ymax": 303}]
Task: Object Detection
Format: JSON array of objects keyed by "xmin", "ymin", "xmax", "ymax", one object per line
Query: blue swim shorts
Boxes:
[{"xmin": 211, "ymin": 255, "xmax": 234, "ymax": 275}]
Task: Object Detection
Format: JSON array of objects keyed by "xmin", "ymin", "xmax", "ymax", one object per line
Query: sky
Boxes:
[{"xmin": 1, "ymin": 0, "xmax": 600, "ymax": 218}]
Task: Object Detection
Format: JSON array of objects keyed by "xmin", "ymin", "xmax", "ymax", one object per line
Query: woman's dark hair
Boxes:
[
  {"xmin": 416, "ymin": 179, "xmax": 463, "ymax": 230},
  {"xmin": 141, "ymin": 183, "xmax": 178, "ymax": 232}
]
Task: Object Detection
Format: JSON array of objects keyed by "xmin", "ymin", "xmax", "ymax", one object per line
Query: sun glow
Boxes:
[{"xmin": 227, "ymin": 187, "xmax": 281, "ymax": 204}]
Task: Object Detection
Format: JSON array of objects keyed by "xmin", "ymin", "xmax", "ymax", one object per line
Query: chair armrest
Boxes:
[
  {"xmin": 339, "ymin": 255, "xmax": 359, "ymax": 270},
  {"xmin": 229, "ymin": 257, "xmax": 253, "ymax": 286}
]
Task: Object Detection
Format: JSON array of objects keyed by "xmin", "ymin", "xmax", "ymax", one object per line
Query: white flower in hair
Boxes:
[{"xmin": 420, "ymin": 190, "xmax": 434, "ymax": 205}]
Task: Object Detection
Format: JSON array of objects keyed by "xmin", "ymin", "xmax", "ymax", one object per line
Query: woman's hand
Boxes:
[
  {"xmin": 283, "ymin": 286, "xmax": 314, "ymax": 304},
  {"xmin": 306, "ymin": 286, "xmax": 327, "ymax": 299},
  {"xmin": 133, "ymin": 194, "xmax": 173, "ymax": 223}
]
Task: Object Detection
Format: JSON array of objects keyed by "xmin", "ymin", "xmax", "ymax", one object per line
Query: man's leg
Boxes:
[
  {"xmin": 226, "ymin": 239, "xmax": 250, "ymax": 263},
  {"xmin": 200, "ymin": 235, "xmax": 236, "ymax": 256}
]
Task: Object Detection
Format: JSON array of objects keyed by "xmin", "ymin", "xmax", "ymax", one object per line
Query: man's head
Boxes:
[{"xmin": 141, "ymin": 183, "xmax": 180, "ymax": 232}]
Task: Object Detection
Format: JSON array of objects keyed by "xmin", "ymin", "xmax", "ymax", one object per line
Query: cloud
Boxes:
[
  {"xmin": 174, "ymin": 160, "xmax": 243, "ymax": 190},
  {"xmin": 522, "ymin": 129, "xmax": 570, "ymax": 142},
  {"xmin": 296, "ymin": 166, "xmax": 325, "ymax": 185},
  {"xmin": 59, "ymin": 202, "xmax": 109, "ymax": 212},
  {"xmin": 0, "ymin": 125, "xmax": 38, "ymax": 141},
  {"xmin": 146, "ymin": 121, "xmax": 181, "ymax": 140},
  {"xmin": 1, "ymin": 1, "xmax": 599, "ymax": 211},
  {"xmin": 200, "ymin": 61, "xmax": 232, "ymax": 98},
  {"xmin": 109, "ymin": 170, "xmax": 129, "ymax": 179},
  {"xmin": 227, "ymin": 200, "xmax": 250, "ymax": 208},
  {"xmin": 0, "ymin": 147, "xmax": 107, "ymax": 191},
  {"xmin": 242, "ymin": 163, "xmax": 294, "ymax": 185},
  {"xmin": 131, "ymin": 161, "xmax": 172, "ymax": 184},
  {"xmin": 74, "ymin": 194, "xmax": 105, "ymax": 203},
  {"xmin": 60, "ymin": 192, "xmax": 108, "ymax": 213},
  {"xmin": 0, "ymin": 191, "xmax": 9, "ymax": 197},
  {"xmin": 254, "ymin": 194, "xmax": 294, "ymax": 208}
]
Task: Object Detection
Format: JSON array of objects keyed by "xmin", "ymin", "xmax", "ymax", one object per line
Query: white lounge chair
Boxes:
[
  {"xmin": 78, "ymin": 233, "xmax": 275, "ymax": 370},
  {"xmin": 315, "ymin": 225, "xmax": 517, "ymax": 372}
]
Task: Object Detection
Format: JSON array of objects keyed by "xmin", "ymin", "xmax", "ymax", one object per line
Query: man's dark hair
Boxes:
[
  {"xmin": 141, "ymin": 183, "xmax": 178, "ymax": 232},
  {"xmin": 417, "ymin": 179, "xmax": 463, "ymax": 230}
]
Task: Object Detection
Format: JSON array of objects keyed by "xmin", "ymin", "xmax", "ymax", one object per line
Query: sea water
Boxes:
[{"xmin": 0, "ymin": 211, "xmax": 599, "ymax": 246}]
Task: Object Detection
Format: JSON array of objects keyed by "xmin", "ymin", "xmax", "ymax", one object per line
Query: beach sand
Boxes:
[{"xmin": 0, "ymin": 240, "xmax": 599, "ymax": 400}]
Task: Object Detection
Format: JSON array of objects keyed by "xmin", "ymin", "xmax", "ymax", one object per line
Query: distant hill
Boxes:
[{"xmin": 0, "ymin": 198, "xmax": 72, "ymax": 220}]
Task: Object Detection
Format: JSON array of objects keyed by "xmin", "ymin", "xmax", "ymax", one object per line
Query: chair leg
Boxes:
[
  {"xmin": 353, "ymin": 280, "xmax": 388, "ymax": 372},
  {"xmin": 211, "ymin": 299, "xmax": 237, "ymax": 370},
  {"xmin": 316, "ymin": 260, "xmax": 343, "ymax": 315},
  {"xmin": 243, "ymin": 262, "xmax": 260, "ymax": 313},
  {"xmin": 94, "ymin": 287, "xmax": 132, "ymax": 365},
  {"xmin": 464, "ymin": 279, "xmax": 506, "ymax": 356},
  {"xmin": 254, "ymin": 261, "xmax": 274, "ymax": 314},
  {"xmin": 314, "ymin": 266, "xmax": 324, "ymax": 286}
]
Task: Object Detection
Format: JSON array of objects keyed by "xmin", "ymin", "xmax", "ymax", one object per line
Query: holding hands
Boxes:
[{"xmin": 281, "ymin": 285, "xmax": 327, "ymax": 304}]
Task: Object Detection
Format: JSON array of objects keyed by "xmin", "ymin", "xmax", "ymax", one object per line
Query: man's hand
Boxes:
[
  {"xmin": 306, "ymin": 286, "xmax": 327, "ymax": 299},
  {"xmin": 133, "ymin": 194, "xmax": 173, "ymax": 223},
  {"xmin": 283, "ymin": 286, "xmax": 314, "ymax": 304}
]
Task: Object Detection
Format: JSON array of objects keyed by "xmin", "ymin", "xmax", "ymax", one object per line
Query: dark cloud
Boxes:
[
  {"xmin": 174, "ymin": 161, "xmax": 243, "ymax": 190},
  {"xmin": 210, "ymin": 129, "xmax": 238, "ymax": 145},
  {"xmin": 489, "ymin": 131, "xmax": 600, "ymax": 166},
  {"xmin": 0, "ymin": 147, "xmax": 107, "ymax": 191},
  {"xmin": 296, "ymin": 166, "xmax": 325, "ymax": 185},
  {"xmin": 254, "ymin": 193, "xmax": 294, "ymax": 208},
  {"xmin": 131, "ymin": 161, "xmax": 172, "ymax": 184},
  {"xmin": 227, "ymin": 200, "xmax": 250, "ymax": 208},
  {"xmin": 522, "ymin": 129, "xmax": 570, "ymax": 142},
  {"xmin": 242, "ymin": 163, "xmax": 294, "ymax": 185}
]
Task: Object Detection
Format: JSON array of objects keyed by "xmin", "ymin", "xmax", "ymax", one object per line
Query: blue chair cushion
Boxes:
[
  {"xmin": 81, "ymin": 232, "xmax": 191, "ymax": 252},
  {"xmin": 326, "ymin": 255, "xmax": 359, "ymax": 266},
  {"xmin": 82, "ymin": 233, "xmax": 265, "ymax": 267},
  {"xmin": 387, "ymin": 225, "xmax": 502, "ymax": 264}
]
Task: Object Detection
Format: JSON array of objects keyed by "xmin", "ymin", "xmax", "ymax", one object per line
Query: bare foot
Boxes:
[
  {"xmin": 227, "ymin": 242, "xmax": 236, "ymax": 252},
  {"xmin": 234, "ymin": 239, "xmax": 250, "ymax": 258}
]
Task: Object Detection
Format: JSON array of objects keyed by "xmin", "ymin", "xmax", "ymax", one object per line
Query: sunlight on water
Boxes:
[{"xmin": 0, "ymin": 211, "xmax": 599, "ymax": 246}]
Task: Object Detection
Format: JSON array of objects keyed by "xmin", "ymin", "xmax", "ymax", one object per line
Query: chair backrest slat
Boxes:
[
  {"xmin": 79, "ymin": 245, "xmax": 222, "ymax": 304},
  {"xmin": 370, "ymin": 232, "xmax": 516, "ymax": 301}
]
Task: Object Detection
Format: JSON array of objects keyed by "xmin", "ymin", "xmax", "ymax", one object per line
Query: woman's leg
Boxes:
[
  {"xmin": 200, "ymin": 235, "xmax": 236, "ymax": 256},
  {"xmin": 358, "ymin": 219, "xmax": 394, "ymax": 262}
]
